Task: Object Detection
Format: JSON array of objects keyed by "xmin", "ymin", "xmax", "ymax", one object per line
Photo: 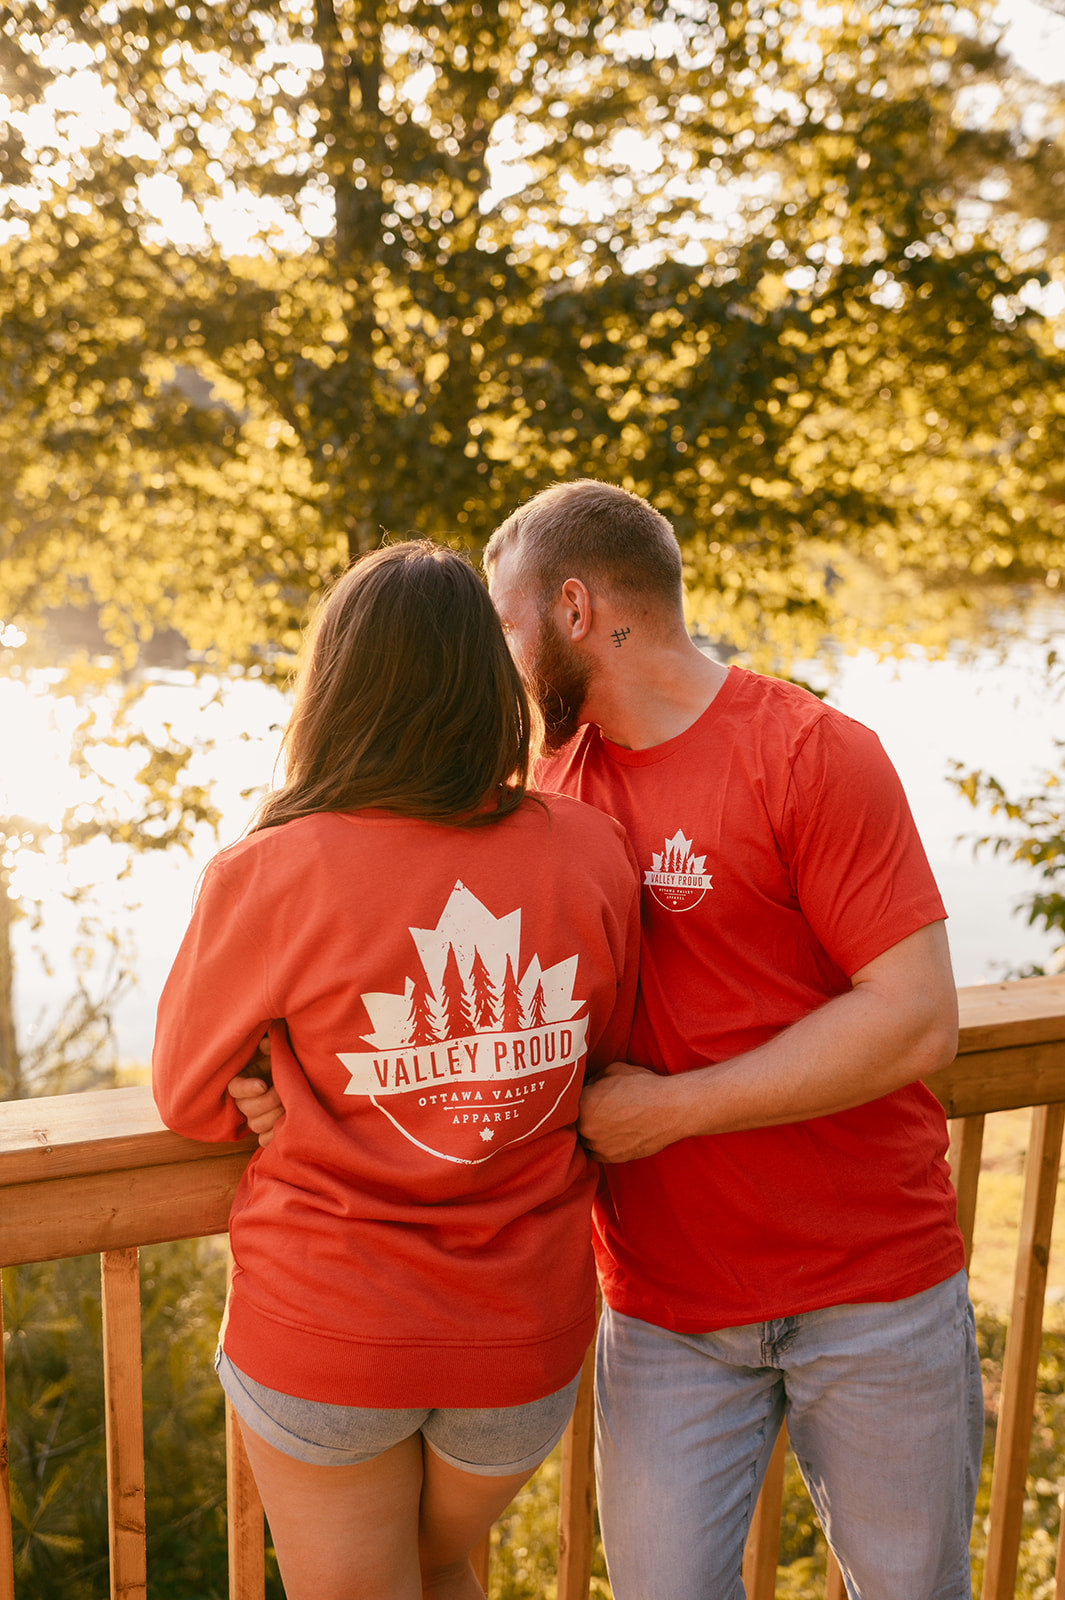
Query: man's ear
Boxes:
[{"xmin": 559, "ymin": 577, "xmax": 593, "ymax": 642}]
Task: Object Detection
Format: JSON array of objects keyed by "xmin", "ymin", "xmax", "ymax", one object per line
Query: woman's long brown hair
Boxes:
[{"xmin": 252, "ymin": 541, "xmax": 539, "ymax": 832}]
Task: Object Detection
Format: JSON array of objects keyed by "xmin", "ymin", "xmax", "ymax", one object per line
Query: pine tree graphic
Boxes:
[
  {"xmin": 469, "ymin": 948, "xmax": 497, "ymax": 1030},
  {"xmin": 440, "ymin": 944, "xmax": 474, "ymax": 1039},
  {"xmin": 406, "ymin": 970, "xmax": 439, "ymax": 1046},
  {"xmin": 353, "ymin": 882, "xmax": 590, "ymax": 1065},
  {"xmin": 662, "ymin": 840, "xmax": 694, "ymax": 874},
  {"xmin": 501, "ymin": 954, "xmax": 524, "ymax": 1031}
]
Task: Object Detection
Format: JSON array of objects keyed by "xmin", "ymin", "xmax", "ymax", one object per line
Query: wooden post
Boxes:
[
  {"xmin": 223, "ymin": 1246, "xmax": 265, "ymax": 1600},
  {"xmin": 0, "ymin": 1277, "xmax": 14, "ymax": 1600},
  {"xmin": 101, "ymin": 1248, "xmax": 147, "ymax": 1600},
  {"xmin": 948, "ymin": 1114, "xmax": 986, "ymax": 1271},
  {"xmin": 981, "ymin": 1101, "xmax": 1065, "ymax": 1600},
  {"xmin": 226, "ymin": 1397, "xmax": 265, "ymax": 1600},
  {"xmin": 825, "ymin": 1551, "xmax": 847, "ymax": 1599},
  {"xmin": 742, "ymin": 1425, "xmax": 786, "ymax": 1600},
  {"xmin": 558, "ymin": 1338, "xmax": 598, "ymax": 1600}
]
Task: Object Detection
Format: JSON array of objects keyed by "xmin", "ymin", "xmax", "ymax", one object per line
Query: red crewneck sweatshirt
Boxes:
[{"xmin": 153, "ymin": 794, "xmax": 640, "ymax": 1407}]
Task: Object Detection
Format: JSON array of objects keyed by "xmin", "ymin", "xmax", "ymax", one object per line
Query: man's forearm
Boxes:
[{"xmin": 578, "ymin": 921, "xmax": 958, "ymax": 1163}]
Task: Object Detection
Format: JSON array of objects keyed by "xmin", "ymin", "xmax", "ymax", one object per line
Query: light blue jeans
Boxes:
[{"xmin": 595, "ymin": 1270, "xmax": 983, "ymax": 1600}]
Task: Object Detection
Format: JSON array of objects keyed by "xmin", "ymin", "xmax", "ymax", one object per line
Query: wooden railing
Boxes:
[{"xmin": 2, "ymin": 972, "xmax": 1065, "ymax": 1599}]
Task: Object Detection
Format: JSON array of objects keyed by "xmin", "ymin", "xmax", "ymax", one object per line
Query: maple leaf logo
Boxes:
[
  {"xmin": 357, "ymin": 881, "xmax": 584, "ymax": 1050},
  {"xmin": 336, "ymin": 881, "xmax": 591, "ymax": 1166},
  {"xmin": 651, "ymin": 829, "xmax": 707, "ymax": 877},
  {"xmin": 644, "ymin": 829, "xmax": 713, "ymax": 913}
]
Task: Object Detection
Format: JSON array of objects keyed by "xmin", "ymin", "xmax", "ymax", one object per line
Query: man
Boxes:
[
  {"xmin": 482, "ymin": 480, "xmax": 981, "ymax": 1600},
  {"xmin": 235, "ymin": 480, "xmax": 982, "ymax": 1599}
]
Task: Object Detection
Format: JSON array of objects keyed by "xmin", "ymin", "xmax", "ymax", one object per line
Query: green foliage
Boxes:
[
  {"xmin": 2, "ymin": 1241, "xmax": 283, "ymax": 1600},
  {"xmin": 969, "ymin": 1310, "xmax": 1065, "ymax": 1600},
  {"xmin": 0, "ymin": 1, "xmax": 1063, "ymax": 670},
  {"xmin": 951, "ymin": 751, "xmax": 1065, "ymax": 975},
  {"xmin": 950, "ymin": 644, "xmax": 1065, "ymax": 977},
  {"xmin": 2, "ymin": 7, "xmax": 1065, "ymax": 1596}
]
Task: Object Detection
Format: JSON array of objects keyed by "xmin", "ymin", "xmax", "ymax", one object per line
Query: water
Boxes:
[
  {"xmin": 7, "ymin": 614, "xmax": 1064, "ymax": 1069},
  {"xmin": 804, "ymin": 625, "xmax": 1063, "ymax": 989}
]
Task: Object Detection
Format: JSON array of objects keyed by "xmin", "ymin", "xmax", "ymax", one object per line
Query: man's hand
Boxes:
[
  {"xmin": 228, "ymin": 1037, "xmax": 285, "ymax": 1147},
  {"xmin": 581, "ymin": 924, "xmax": 958, "ymax": 1161},
  {"xmin": 578, "ymin": 1060, "xmax": 683, "ymax": 1164}
]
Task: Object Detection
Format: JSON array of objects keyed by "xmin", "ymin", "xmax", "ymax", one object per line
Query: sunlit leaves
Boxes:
[
  {"xmin": 950, "ymin": 745, "xmax": 1065, "ymax": 974},
  {"xmin": 0, "ymin": 0, "xmax": 1063, "ymax": 668}
]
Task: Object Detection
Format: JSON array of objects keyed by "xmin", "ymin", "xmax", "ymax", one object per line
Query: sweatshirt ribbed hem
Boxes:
[{"xmin": 221, "ymin": 1291, "xmax": 595, "ymax": 1408}]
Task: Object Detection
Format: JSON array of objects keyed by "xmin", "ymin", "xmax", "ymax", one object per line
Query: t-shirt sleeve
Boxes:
[
  {"xmin": 780, "ymin": 712, "xmax": 947, "ymax": 977},
  {"xmin": 151, "ymin": 854, "xmax": 275, "ymax": 1142}
]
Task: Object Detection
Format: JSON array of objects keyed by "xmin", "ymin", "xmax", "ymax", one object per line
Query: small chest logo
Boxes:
[{"xmin": 643, "ymin": 829, "xmax": 713, "ymax": 912}]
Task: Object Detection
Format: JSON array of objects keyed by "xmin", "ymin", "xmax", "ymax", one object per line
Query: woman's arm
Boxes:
[{"xmin": 153, "ymin": 858, "xmax": 275, "ymax": 1142}]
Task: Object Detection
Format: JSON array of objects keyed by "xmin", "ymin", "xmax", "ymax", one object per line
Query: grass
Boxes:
[{"xmin": 969, "ymin": 1109, "xmax": 1065, "ymax": 1324}]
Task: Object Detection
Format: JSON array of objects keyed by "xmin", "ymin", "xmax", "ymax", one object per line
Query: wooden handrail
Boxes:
[{"xmin": 2, "ymin": 972, "xmax": 1065, "ymax": 1599}]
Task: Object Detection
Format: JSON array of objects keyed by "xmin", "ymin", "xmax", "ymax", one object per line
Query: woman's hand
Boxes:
[{"xmin": 228, "ymin": 1037, "xmax": 286, "ymax": 1147}]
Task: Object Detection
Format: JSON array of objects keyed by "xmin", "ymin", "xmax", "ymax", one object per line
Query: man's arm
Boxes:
[{"xmin": 577, "ymin": 920, "xmax": 957, "ymax": 1164}]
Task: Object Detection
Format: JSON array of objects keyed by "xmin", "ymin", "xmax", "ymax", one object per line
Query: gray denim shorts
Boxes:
[{"xmin": 216, "ymin": 1348, "xmax": 581, "ymax": 1474}]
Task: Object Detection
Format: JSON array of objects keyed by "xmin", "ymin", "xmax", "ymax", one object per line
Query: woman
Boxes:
[{"xmin": 152, "ymin": 541, "xmax": 640, "ymax": 1600}]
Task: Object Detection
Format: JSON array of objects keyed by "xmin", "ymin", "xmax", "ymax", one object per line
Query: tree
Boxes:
[
  {"xmin": 528, "ymin": 977, "xmax": 546, "ymax": 1029},
  {"xmin": 439, "ymin": 941, "xmax": 473, "ymax": 1039},
  {"xmin": 405, "ymin": 967, "xmax": 440, "ymax": 1046},
  {"xmin": 500, "ymin": 954, "xmax": 524, "ymax": 1033},
  {"xmin": 0, "ymin": 1, "xmax": 1063, "ymax": 670},
  {"xmin": 468, "ymin": 947, "xmax": 497, "ymax": 1031},
  {"xmin": 0, "ymin": 668, "xmax": 221, "ymax": 1098}
]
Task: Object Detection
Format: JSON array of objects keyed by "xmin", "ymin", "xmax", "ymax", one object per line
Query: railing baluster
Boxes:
[
  {"xmin": 949, "ymin": 1113, "xmax": 986, "ymax": 1271},
  {"xmin": 223, "ymin": 1245, "xmax": 266, "ymax": 1600},
  {"xmin": 225, "ymin": 1396, "xmax": 265, "ymax": 1600},
  {"xmin": 0, "ymin": 1283, "xmax": 14, "ymax": 1600},
  {"xmin": 2, "ymin": 974, "xmax": 1065, "ymax": 1599},
  {"xmin": 742, "ymin": 1425, "xmax": 786, "ymax": 1600},
  {"xmin": 825, "ymin": 1551, "xmax": 847, "ymax": 1598},
  {"xmin": 100, "ymin": 1247, "xmax": 147, "ymax": 1600},
  {"xmin": 981, "ymin": 1101, "xmax": 1065, "ymax": 1600},
  {"xmin": 558, "ymin": 1338, "xmax": 598, "ymax": 1600}
]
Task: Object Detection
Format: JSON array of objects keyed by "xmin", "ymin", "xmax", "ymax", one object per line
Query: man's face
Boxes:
[{"xmin": 488, "ymin": 548, "xmax": 594, "ymax": 753}]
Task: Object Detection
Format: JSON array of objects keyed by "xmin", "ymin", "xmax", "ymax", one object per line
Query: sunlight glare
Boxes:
[{"xmin": 1, "ymin": 683, "xmax": 91, "ymax": 830}]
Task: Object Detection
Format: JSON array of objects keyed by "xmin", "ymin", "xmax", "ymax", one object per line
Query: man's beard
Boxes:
[{"xmin": 530, "ymin": 611, "xmax": 595, "ymax": 753}]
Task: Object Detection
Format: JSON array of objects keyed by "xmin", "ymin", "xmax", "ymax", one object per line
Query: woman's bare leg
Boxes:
[
  {"xmin": 237, "ymin": 1417, "xmax": 424, "ymax": 1600},
  {"xmin": 417, "ymin": 1446, "xmax": 534, "ymax": 1600}
]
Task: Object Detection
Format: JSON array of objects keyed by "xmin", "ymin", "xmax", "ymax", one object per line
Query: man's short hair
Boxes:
[{"xmin": 484, "ymin": 480, "xmax": 684, "ymax": 610}]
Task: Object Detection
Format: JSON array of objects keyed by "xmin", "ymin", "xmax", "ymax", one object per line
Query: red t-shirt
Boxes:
[
  {"xmin": 153, "ymin": 796, "xmax": 640, "ymax": 1406},
  {"xmin": 538, "ymin": 666, "xmax": 965, "ymax": 1331}
]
